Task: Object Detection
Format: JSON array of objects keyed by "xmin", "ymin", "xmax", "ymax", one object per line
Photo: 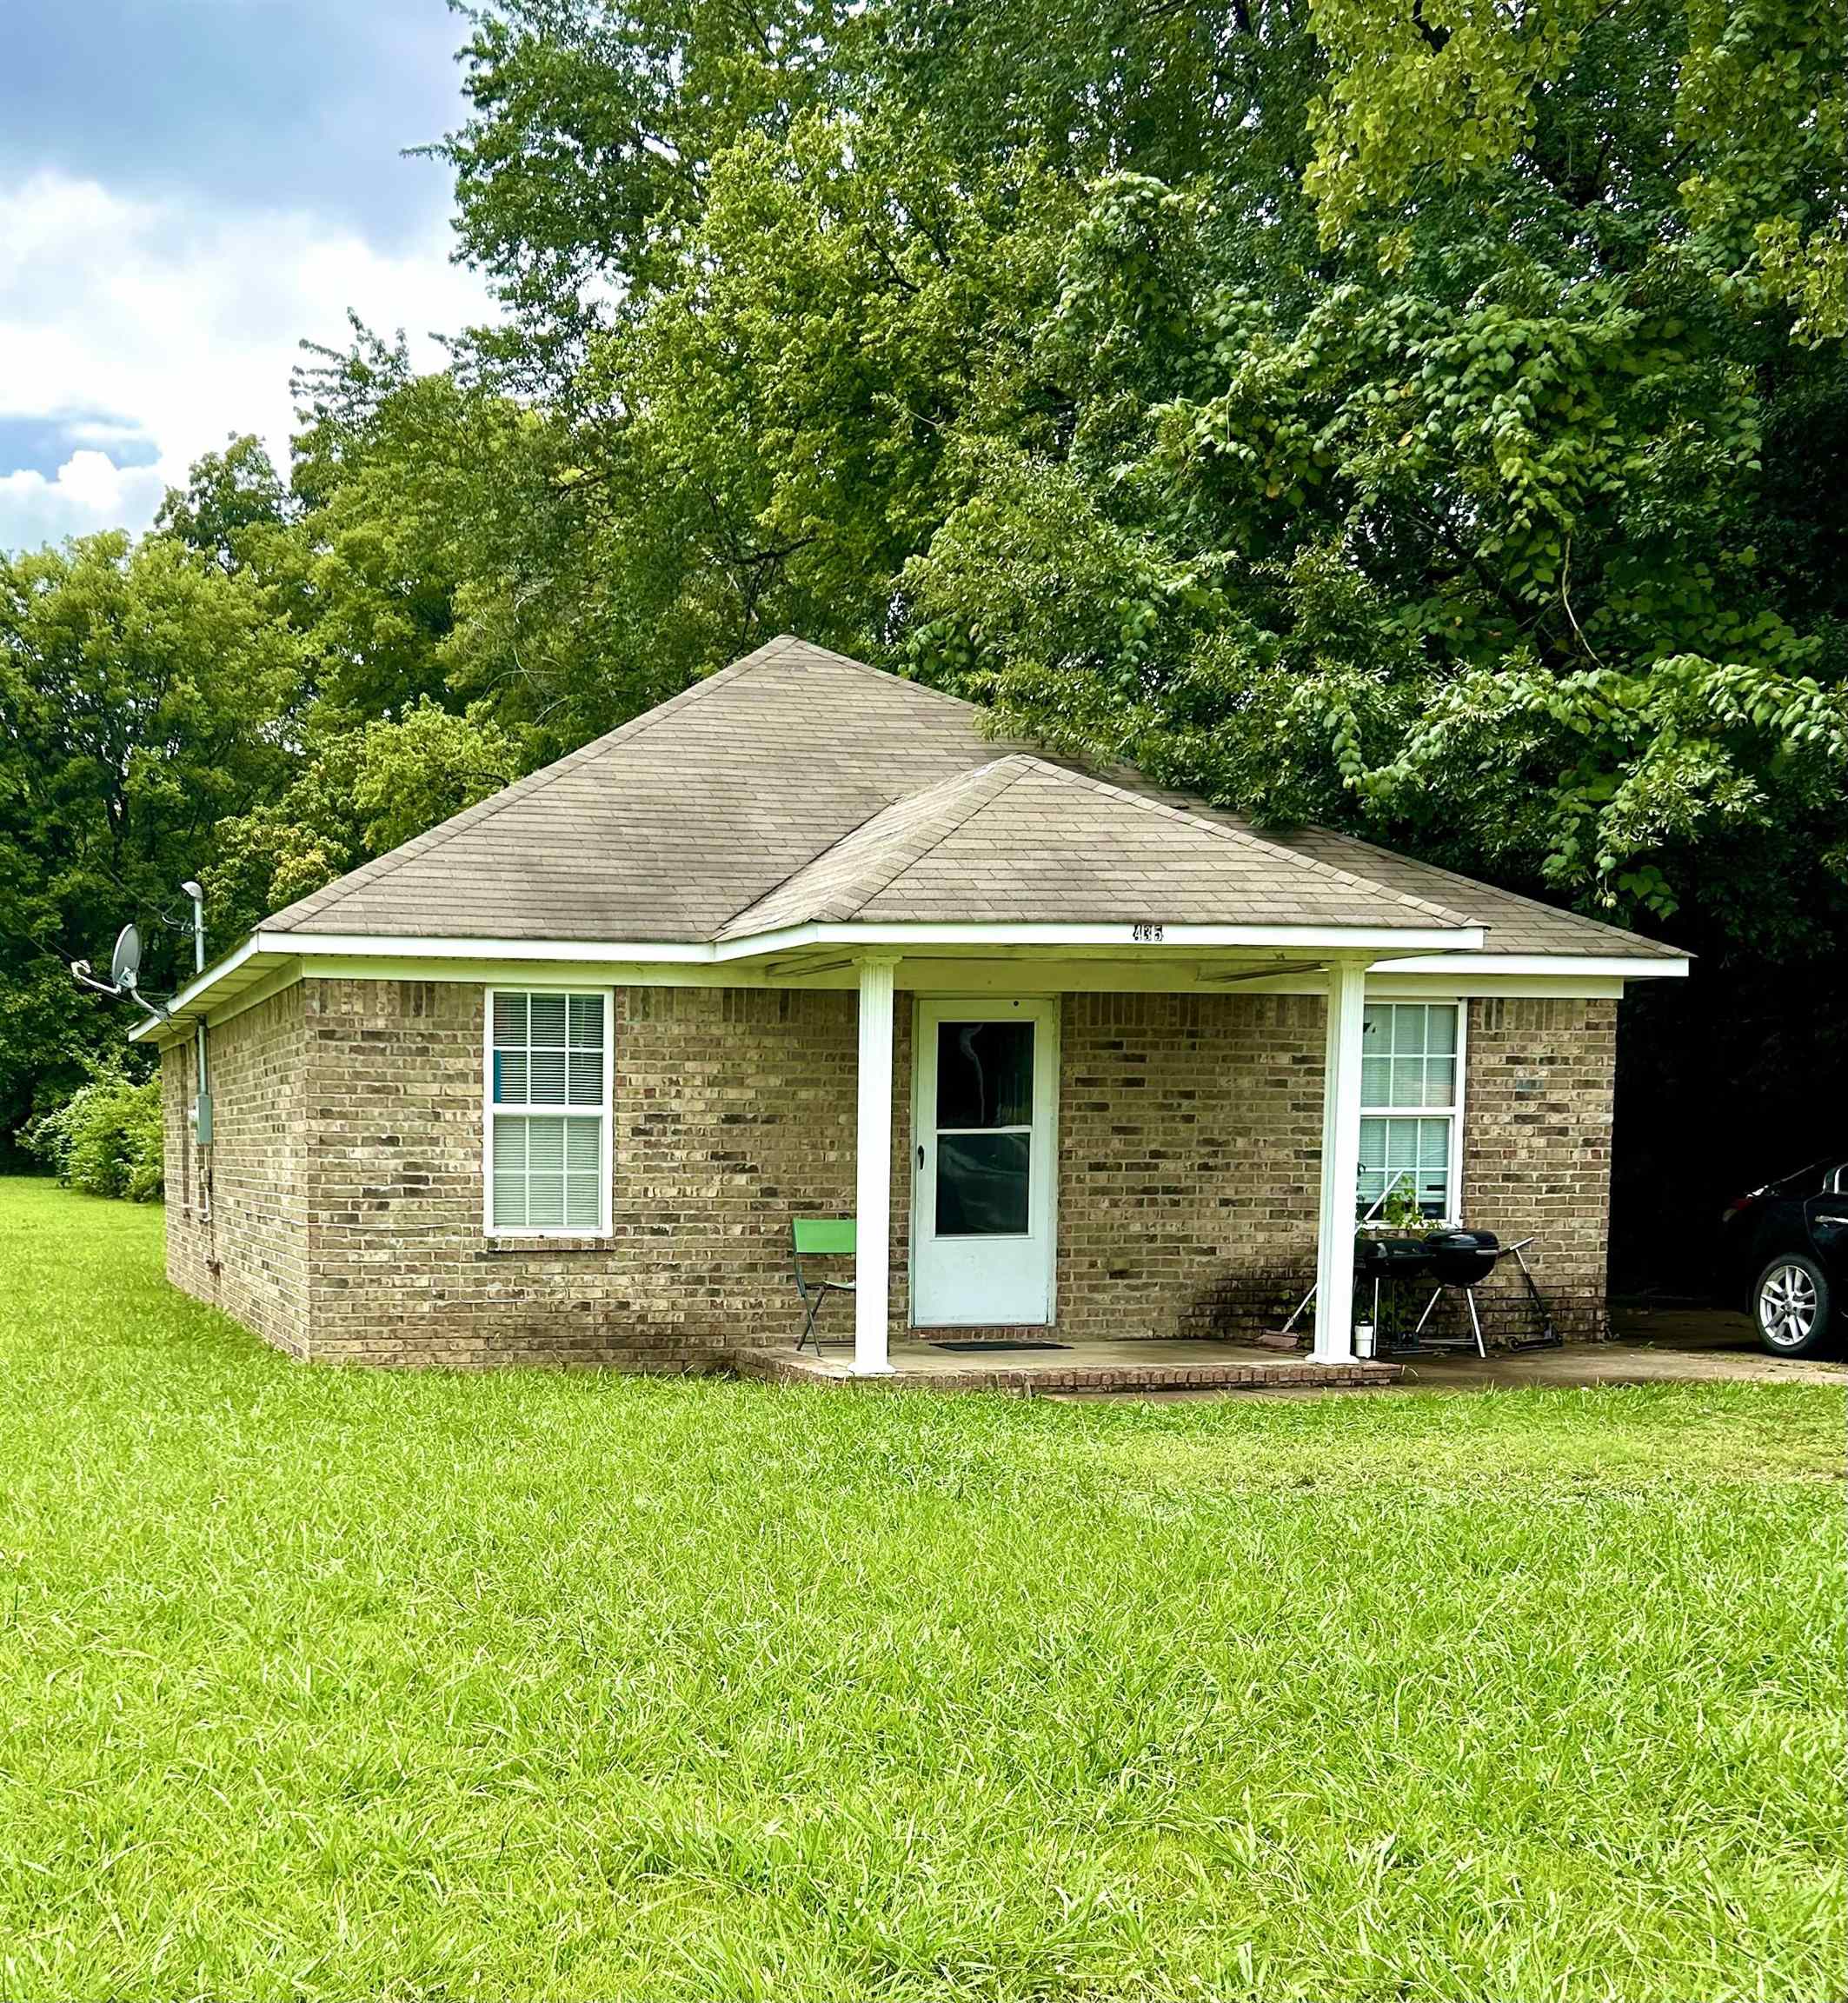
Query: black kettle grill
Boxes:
[
  {"xmin": 1426, "ymin": 1229, "xmax": 1501, "ymax": 1287},
  {"xmin": 1357, "ymin": 1228, "xmax": 1510, "ymax": 1356},
  {"xmin": 1356, "ymin": 1228, "xmax": 1499, "ymax": 1287},
  {"xmin": 1285, "ymin": 1228, "xmax": 1561, "ymax": 1355}
]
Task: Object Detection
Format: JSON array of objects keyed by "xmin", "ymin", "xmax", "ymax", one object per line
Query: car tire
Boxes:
[{"xmin": 1752, "ymin": 1252, "xmax": 1835, "ymax": 1357}]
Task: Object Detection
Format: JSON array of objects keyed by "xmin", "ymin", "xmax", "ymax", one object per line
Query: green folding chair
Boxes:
[{"xmin": 792, "ymin": 1217, "xmax": 855, "ymax": 1353}]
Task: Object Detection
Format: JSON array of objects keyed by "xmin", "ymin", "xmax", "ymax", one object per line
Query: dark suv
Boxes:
[{"xmin": 1719, "ymin": 1156, "xmax": 1847, "ymax": 1357}]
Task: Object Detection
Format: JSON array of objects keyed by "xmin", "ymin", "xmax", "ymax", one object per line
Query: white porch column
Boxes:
[
  {"xmin": 1313, "ymin": 958, "xmax": 1368, "ymax": 1363},
  {"xmin": 854, "ymin": 955, "xmax": 898, "ymax": 1375}
]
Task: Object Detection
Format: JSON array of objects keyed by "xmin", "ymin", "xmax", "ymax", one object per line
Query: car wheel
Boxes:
[{"xmin": 1752, "ymin": 1253, "xmax": 1835, "ymax": 1357}]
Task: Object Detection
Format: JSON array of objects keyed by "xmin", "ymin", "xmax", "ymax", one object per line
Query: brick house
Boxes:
[{"xmin": 141, "ymin": 636, "xmax": 1686, "ymax": 1376}]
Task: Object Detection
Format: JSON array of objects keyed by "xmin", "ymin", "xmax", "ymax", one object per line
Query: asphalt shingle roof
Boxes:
[
  {"xmin": 720, "ymin": 755, "xmax": 1472, "ymax": 936},
  {"xmin": 264, "ymin": 635, "xmax": 1678, "ymax": 959}
]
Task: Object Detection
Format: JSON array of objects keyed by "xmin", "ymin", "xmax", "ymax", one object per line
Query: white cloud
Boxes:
[
  {"xmin": 0, "ymin": 453, "xmax": 169, "ymax": 547},
  {"xmin": 0, "ymin": 168, "xmax": 494, "ymax": 552}
]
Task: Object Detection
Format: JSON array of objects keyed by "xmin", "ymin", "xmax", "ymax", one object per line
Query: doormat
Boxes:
[{"xmin": 928, "ymin": 1339, "xmax": 1071, "ymax": 1353}]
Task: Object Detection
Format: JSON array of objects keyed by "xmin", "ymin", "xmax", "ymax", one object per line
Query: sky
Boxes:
[{"xmin": 0, "ymin": 0, "xmax": 497, "ymax": 553}]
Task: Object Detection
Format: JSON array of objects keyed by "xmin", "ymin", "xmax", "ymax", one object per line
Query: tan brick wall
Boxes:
[
  {"xmin": 1457, "ymin": 995, "xmax": 1617, "ymax": 1341},
  {"xmin": 302, "ymin": 979, "xmax": 865, "ymax": 1366},
  {"xmin": 162, "ymin": 986, "xmax": 309, "ymax": 1357},
  {"xmin": 1056, "ymin": 992, "xmax": 1326, "ymax": 1341},
  {"xmin": 1049, "ymin": 992, "xmax": 1618, "ymax": 1345},
  {"xmin": 160, "ymin": 979, "xmax": 1618, "ymax": 1362}
]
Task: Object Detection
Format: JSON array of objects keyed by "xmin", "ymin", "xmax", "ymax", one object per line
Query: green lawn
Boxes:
[{"xmin": 0, "ymin": 1179, "xmax": 1841, "ymax": 2002}]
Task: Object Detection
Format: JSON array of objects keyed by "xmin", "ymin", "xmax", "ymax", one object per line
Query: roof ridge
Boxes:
[
  {"xmin": 761, "ymin": 633, "xmax": 999, "ymax": 719},
  {"xmin": 716, "ymin": 757, "xmax": 1027, "ymax": 938},
  {"xmin": 828, "ymin": 757, "xmax": 1032, "ymax": 922},
  {"xmin": 1014, "ymin": 756, "xmax": 1478, "ymax": 929},
  {"xmin": 269, "ymin": 652, "xmax": 772, "ymax": 930}
]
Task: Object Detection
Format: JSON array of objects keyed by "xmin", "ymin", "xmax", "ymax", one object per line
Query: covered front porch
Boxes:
[{"xmin": 811, "ymin": 934, "xmax": 1465, "ymax": 1379}]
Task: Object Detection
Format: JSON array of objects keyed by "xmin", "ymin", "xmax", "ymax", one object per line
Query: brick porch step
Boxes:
[{"xmin": 721, "ymin": 1345, "xmax": 1404, "ymax": 1396}]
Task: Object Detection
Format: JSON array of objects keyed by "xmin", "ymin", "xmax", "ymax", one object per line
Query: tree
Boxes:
[
  {"xmin": 1304, "ymin": 0, "xmax": 1848, "ymax": 341},
  {"xmin": 154, "ymin": 433, "xmax": 295, "ymax": 575},
  {"xmin": 558, "ymin": 110, "xmax": 1074, "ymax": 665},
  {"xmin": 0, "ymin": 532, "xmax": 300, "ymax": 1148},
  {"xmin": 208, "ymin": 699, "xmax": 522, "ymax": 924},
  {"xmin": 434, "ymin": 0, "xmax": 861, "ymax": 388},
  {"xmin": 893, "ymin": 19, "xmax": 1848, "ymax": 956}
]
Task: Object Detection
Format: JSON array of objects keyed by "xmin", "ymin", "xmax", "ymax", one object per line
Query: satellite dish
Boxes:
[{"xmin": 110, "ymin": 923, "xmax": 142, "ymax": 991}]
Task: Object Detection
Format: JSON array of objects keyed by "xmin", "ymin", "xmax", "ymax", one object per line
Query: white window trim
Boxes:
[
  {"xmin": 1358, "ymin": 1000, "xmax": 1467, "ymax": 1225},
  {"xmin": 482, "ymin": 986, "xmax": 615, "ymax": 1239}
]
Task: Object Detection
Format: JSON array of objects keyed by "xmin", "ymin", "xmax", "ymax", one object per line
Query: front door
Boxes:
[{"xmin": 912, "ymin": 997, "xmax": 1058, "ymax": 1327}]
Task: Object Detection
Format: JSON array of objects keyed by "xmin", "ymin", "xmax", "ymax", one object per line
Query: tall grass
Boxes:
[{"xmin": 0, "ymin": 1179, "xmax": 1840, "ymax": 2001}]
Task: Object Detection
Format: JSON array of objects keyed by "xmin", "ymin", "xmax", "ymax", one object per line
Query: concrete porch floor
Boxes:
[{"xmin": 719, "ymin": 1308, "xmax": 1844, "ymax": 1398}]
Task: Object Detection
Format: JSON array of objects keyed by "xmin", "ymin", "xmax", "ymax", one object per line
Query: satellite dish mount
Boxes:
[{"xmin": 71, "ymin": 915, "xmax": 171, "ymax": 1022}]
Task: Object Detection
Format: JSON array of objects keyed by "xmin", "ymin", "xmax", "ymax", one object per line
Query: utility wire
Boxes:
[{"xmin": 0, "ymin": 919, "xmax": 86, "ymax": 975}]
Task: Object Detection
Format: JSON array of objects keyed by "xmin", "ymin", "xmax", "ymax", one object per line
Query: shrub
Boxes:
[{"xmin": 20, "ymin": 1075, "xmax": 163, "ymax": 1201}]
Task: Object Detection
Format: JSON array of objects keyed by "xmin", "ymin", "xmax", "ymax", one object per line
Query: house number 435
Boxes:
[{"xmin": 1131, "ymin": 922, "xmax": 1166, "ymax": 942}]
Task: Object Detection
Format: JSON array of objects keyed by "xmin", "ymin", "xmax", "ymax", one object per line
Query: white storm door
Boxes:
[{"xmin": 912, "ymin": 997, "xmax": 1058, "ymax": 1327}]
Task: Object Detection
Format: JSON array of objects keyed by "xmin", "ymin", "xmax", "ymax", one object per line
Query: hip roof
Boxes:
[{"xmin": 262, "ymin": 634, "xmax": 1681, "ymax": 961}]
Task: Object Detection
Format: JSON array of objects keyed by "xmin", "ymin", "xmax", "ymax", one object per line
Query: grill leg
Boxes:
[
  {"xmin": 1465, "ymin": 1287, "xmax": 1486, "ymax": 1358},
  {"xmin": 1414, "ymin": 1288, "xmax": 1442, "ymax": 1335}
]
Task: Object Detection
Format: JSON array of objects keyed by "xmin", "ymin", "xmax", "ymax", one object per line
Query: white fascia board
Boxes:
[
  {"xmin": 136, "ymin": 928, "xmax": 1676, "ymax": 1035},
  {"xmin": 713, "ymin": 921, "xmax": 1486, "ymax": 957},
  {"xmin": 276, "ymin": 931, "xmax": 715, "ymax": 963},
  {"xmin": 1368, "ymin": 952, "xmax": 1689, "ymax": 981},
  {"xmin": 131, "ymin": 929, "xmax": 715, "ymax": 1035},
  {"xmin": 285, "ymin": 922, "xmax": 1488, "ymax": 957},
  {"xmin": 161, "ymin": 921, "xmax": 1488, "ymax": 1013},
  {"xmin": 1366, "ymin": 972, "xmax": 1626, "ymax": 1000},
  {"xmin": 126, "ymin": 933, "xmax": 270, "ymax": 1041}
]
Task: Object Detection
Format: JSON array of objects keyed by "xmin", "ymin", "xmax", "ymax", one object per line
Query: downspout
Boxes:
[{"xmin": 181, "ymin": 881, "xmax": 211, "ymax": 1223}]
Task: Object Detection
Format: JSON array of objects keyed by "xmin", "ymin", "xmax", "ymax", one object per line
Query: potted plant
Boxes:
[{"xmin": 1354, "ymin": 1185, "xmax": 1442, "ymax": 1352}]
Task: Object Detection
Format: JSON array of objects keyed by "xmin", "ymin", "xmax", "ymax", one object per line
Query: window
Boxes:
[
  {"xmin": 1357, "ymin": 1002, "xmax": 1463, "ymax": 1221},
  {"xmin": 934, "ymin": 1020, "xmax": 1035, "ymax": 1237},
  {"xmin": 485, "ymin": 989, "xmax": 611, "ymax": 1235}
]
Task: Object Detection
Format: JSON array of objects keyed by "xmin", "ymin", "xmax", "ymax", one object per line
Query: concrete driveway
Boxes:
[
  {"xmin": 1386, "ymin": 1304, "xmax": 1845, "ymax": 1391},
  {"xmin": 1050, "ymin": 1305, "xmax": 1843, "ymax": 1401}
]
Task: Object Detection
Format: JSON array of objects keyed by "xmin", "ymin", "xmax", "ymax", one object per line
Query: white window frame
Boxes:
[
  {"xmin": 1357, "ymin": 1000, "xmax": 1467, "ymax": 1224},
  {"xmin": 482, "ymin": 986, "xmax": 615, "ymax": 1239}
]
